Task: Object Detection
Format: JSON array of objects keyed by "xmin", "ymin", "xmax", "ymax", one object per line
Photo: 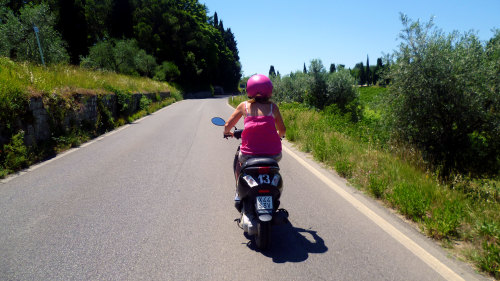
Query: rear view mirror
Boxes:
[{"xmin": 211, "ymin": 117, "xmax": 225, "ymax": 126}]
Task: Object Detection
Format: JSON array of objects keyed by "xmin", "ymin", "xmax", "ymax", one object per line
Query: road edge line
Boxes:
[{"xmin": 282, "ymin": 145, "xmax": 467, "ymax": 281}]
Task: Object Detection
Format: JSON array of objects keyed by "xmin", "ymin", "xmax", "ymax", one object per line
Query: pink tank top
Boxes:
[{"xmin": 240, "ymin": 102, "xmax": 282, "ymax": 156}]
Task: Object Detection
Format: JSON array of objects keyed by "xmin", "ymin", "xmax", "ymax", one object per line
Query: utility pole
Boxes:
[{"xmin": 33, "ymin": 24, "xmax": 45, "ymax": 66}]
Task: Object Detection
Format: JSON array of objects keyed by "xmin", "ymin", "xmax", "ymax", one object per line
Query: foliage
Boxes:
[
  {"xmin": 304, "ymin": 59, "xmax": 328, "ymax": 108},
  {"xmin": 0, "ymin": 57, "xmax": 177, "ymax": 178},
  {"xmin": 272, "ymin": 59, "xmax": 360, "ymax": 118},
  {"xmin": 81, "ymin": 39, "xmax": 157, "ymax": 77},
  {"xmin": 389, "ymin": 14, "xmax": 500, "ymax": 176},
  {"xmin": 271, "ymin": 71, "xmax": 310, "ymax": 103},
  {"xmin": 2, "ymin": 130, "xmax": 28, "ymax": 171},
  {"xmin": 0, "ymin": 58, "xmax": 29, "ymax": 139},
  {"xmin": 0, "ymin": 2, "xmax": 69, "ymax": 64},
  {"xmin": 154, "ymin": 61, "xmax": 181, "ymax": 82},
  {"xmin": 275, "ymin": 100, "xmax": 500, "ymax": 277},
  {"xmin": 1, "ymin": 0, "xmax": 241, "ymax": 91}
]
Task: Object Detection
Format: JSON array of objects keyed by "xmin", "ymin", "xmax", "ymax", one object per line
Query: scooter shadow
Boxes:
[{"xmin": 244, "ymin": 220, "xmax": 328, "ymax": 263}]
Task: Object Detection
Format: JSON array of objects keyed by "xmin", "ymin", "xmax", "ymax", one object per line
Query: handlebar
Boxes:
[
  {"xmin": 224, "ymin": 129, "xmax": 284, "ymax": 140},
  {"xmin": 224, "ymin": 129, "xmax": 243, "ymax": 139}
]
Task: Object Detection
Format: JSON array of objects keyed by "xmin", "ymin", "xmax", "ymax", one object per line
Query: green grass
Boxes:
[
  {"xmin": 0, "ymin": 57, "xmax": 170, "ymax": 95},
  {"xmin": 0, "ymin": 57, "xmax": 182, "ymax": 178},
  {"xmin": 229, "ymin": 89, "xmax": 500, "ymax": 278}
]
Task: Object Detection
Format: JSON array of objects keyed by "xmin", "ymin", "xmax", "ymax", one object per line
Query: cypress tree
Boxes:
[
  {"xmin": 269, "ymin": 65, "xmax": 276, "ymax": 77},
  {"xmin": 213, "ymin": 12, "xmax": 218, "ymax": 27},
  {"xmin": 329, "ymin": 63, "xmax": 336, "ymax": 73},
  {"xmin": 359, "ymin": 62, "xmax": 365, "ymax": 85},
  {"xmin": 303, "ymin": 62, "xmax": 307, "ymax": 73},
  {"xmin": 366, "ymin": 55, "xmax": 370, "ymax": 85}
]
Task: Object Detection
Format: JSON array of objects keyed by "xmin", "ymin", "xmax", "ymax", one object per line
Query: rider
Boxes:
[
  {"xmin": 224, "ymin": 74, "xmax": 286, "ymax": 233},
  {"xmin": 224, "ymin": 74, "xmax": 286, "ymax": 170}
]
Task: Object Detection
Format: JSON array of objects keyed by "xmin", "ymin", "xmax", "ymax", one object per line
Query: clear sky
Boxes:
[{"xmin": 201, "ymin": 0, "xmax": 499, "ymax": 77}]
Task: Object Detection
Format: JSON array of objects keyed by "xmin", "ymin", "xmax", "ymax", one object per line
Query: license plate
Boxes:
[{"xmin": 256, "ymin": 196, "xmax": 273, "ymax": 210}]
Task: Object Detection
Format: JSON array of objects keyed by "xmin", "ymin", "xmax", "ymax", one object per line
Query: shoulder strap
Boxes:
[{"xmin": 268, "ymin": 103, "xmax": 274, "ymax": 116}]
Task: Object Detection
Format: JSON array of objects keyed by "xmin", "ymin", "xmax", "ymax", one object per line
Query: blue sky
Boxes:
[{"xmin": 201, "ymin": 0, "xmax": 499, "ymax": 77}]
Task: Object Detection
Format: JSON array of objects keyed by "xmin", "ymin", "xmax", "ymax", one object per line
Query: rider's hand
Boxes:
[{"xmin": 224, "ymin": 131, "xmax": 234, "ymax": 138}]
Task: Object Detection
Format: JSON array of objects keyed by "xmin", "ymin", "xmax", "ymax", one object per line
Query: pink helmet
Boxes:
[{"xmin": 246, "ymin": 74, "xmax": 273, "ymax": 98}]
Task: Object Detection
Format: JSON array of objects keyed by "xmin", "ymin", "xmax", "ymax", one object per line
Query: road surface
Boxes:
[{"xmin": 0, "ymin": 97, "xmax": 487, "ymax": 280}]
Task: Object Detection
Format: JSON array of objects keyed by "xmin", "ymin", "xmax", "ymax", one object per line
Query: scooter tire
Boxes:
[{"xmin": 255, "ymin": 221, "xmax": 272, "ymax": 250}]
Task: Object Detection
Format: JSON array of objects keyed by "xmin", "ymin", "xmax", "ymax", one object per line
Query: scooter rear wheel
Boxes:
[{"xmin": 255, "ymin": 221, "xmax": 272, "ymax": 250}]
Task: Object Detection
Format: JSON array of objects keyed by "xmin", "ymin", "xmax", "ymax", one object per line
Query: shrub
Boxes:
[
  {"xmin": 81, "ymin": 40, "xmax": 115, "ymax": 70},
  {"xmin": 388, "ymin": 182, "xmax": 431, "ymax": 221},
  {"xmin": 3, "ymin": 130, "xmax": 29, "ymax": 171},
  {"xmin": 272, "ymin": 72, "xmax": 309, "ymax": 103},
  {"xmin": 81, "ymin": 39, "xmax": 158, "ymax": 77},
  {"xmin": 0, "ymin": 3, "xmax": 69, "ymax": 64},
  {"xmin": 139, "ymin": 95, "xmax": 152, "ymax": 111},
  {"xmin": 389, "ymin": 15, "xmax": 500, "ymax": 176},
  {"xmin": 272, "ymin": 60, "xmax": 360, "ymax": 117},
  {"xmin": 154, "ymin": 61, "xmax": 181, "ymax": 82}
]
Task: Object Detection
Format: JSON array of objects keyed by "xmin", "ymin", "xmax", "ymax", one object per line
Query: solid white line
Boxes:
[
  {"xmin": 282, "ymin": 145, "xmax": 466, "ymax": 281},
  {"xmin": 1, "ymin": 100, "xmax": 186, "ymax": 184}
]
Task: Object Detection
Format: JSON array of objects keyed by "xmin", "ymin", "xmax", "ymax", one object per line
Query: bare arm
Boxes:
[
  {"xmin": 273, "ymin": 103, "xmax": 286, "ymax": 138},
  {"xmin": 224, "ymin": 102, "xmax": 244, "ymax": 135}
]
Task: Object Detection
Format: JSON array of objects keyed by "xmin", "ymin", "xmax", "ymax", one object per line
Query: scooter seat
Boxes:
[{"xmin": 241, "ymin": 157, "xmax": 279, "ymax": 171}]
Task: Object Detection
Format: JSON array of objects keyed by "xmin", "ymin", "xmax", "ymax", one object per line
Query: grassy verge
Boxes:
[
  {"xmin": 0, "ymin": 57, "xmax": 182, "ymax": 178},
  {"xmin": 229, "ymin": 91, "xmax": 500, "ymax": 278}
]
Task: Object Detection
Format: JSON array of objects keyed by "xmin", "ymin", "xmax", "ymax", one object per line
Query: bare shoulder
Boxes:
[
  {"xmin": 238, "ymin": 101, "xmax": 246, "ymax": 108},
  {"xmin": 271, "ymin": 102, "xmax": 281, "ymax": 112}
]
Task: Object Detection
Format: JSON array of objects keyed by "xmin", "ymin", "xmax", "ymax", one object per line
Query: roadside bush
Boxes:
[
  {"xmin": 80, "ymin": 40, "xmax": 115, "ymax": 70},
  {"xmin": 272, "ymin": 72, "xmax": 309, "ymax": 103},
  {"xmin": 3, "ymin": 130, "xmax": 29, "ymax": 171},
  {"xmin": 272, "ymin": 59, "xmax": 360, "ymax": 118},
  {"xmin": 304, "ymin": 59, "xmax": 328, "ymax": 109},
  {"xmin": 81, "ymin": 39, "xmax": 158, "ymax": 77},
  {"xmin": 154, "ymin": 61, "xmax": 181, "ymax": 82},
  {"xmin": 389, "ymin": 15, "xmax": 500, "ymax": 176}
]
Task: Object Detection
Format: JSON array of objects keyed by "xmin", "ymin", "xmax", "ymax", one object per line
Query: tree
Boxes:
[
  {"xmin": 374, "ymin": 57, "xmax": 383, "ymax": 84},
  {"xmin": 83, "ymin": 0, "xmax": 112, "ymax": 42},
  {"xmin": 366, "ymin": 55, "xmax": 370, "ymax": 85},
  {"xmin": 55, "ymin": 0, "xmax": 88, "ymax": 64},
  {"xmin": 354, "ymin": 62, "xmax": 365, "ymax": 85},
  {"xmin": 109, "ymin": 0, "xmax": 133, "ymax": 39},
  {"xmin": 304, "ymin": 59, "xmax": 328, "ymax": 108},
  {"xmin": 269, "ymin": 65, "xmax": 276, "ymax": 77},
  {"xmin": 81, "ymin": 38, "xmax": 157, "ymax": 77},
  {"xmin": 213, "ymin": 11, "xmax": 218, "ymax": 28},
  {"xmin": 0, "ymin": 2, "xmax": 69, "ymax": 64},
  {"xmin": 303, "ymin": 62, "xmax": 307, "ymax": 73},
  {"xmin": 389, "ymin": 14, "xmax": 500, "ymax": 175},
  {"xmin": 329, "ymin": 63, "xmax": 336, "ymax": 73},
  {"xmin": 154, "ymin": 61, "xmax": 180, "ymax": 82}
]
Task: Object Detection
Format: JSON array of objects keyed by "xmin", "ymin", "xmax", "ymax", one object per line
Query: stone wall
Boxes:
[{"xmin": 21, "ymin": 91, "xmax": 170, "ymax": 146}]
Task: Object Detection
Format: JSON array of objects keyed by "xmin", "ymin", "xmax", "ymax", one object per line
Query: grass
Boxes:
[
  {"xmin": 0, "ymin": 57, "xmax": 182, "ymax": 178},
  {"xmin": 0, "ymin": 57, "xmax": 170, "ymax": 95},
  {"xmin": 229, "ymin": 90, "xmax": 500, "ymax": 278}
]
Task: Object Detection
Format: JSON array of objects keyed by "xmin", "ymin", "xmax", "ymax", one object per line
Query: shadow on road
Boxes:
[{"xmin": 245, "ymin": 221, "xmax": 328, "ymax": 263}]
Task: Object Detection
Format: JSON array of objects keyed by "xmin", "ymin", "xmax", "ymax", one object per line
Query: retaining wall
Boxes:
[{"xmin": 16, "ymin": 91, "xmax": 170, "ymax": 146}]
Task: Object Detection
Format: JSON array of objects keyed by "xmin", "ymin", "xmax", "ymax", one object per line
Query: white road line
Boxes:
[
  {"xmin": 1, "ymin": 100, "xmax": 185, "ymax": 185},
  {"xmin": 282, "ymin": 145, "xmax": 467, "ymax": 281}
]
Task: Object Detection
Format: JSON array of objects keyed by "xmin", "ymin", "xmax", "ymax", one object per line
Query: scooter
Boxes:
[{"xmin": 211, "ymin": 117, "xmax": 288, "ymax": 250}]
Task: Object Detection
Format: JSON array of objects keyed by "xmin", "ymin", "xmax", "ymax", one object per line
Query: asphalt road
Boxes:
[{"xmin": 0, "ymin": 97, "xmax": 488, "ymax": 280}]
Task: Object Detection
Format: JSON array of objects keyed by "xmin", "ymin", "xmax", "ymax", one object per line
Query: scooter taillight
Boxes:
[
  {"xmin": 258, "ymin": 189, "xmax": 270, "ymax": 193},
  {"xmin": 258, "ymin": 167, "xmax": 270, "ymax": 174}
]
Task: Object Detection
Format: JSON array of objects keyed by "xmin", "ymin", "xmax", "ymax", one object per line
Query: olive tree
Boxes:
[
  {"xmin": 389, "ymin": 14, "xmax": 500, "ymax": 175},
  {"xmin": 0, "ymin": 2, "xmax": 69, "ymax": 64}
]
